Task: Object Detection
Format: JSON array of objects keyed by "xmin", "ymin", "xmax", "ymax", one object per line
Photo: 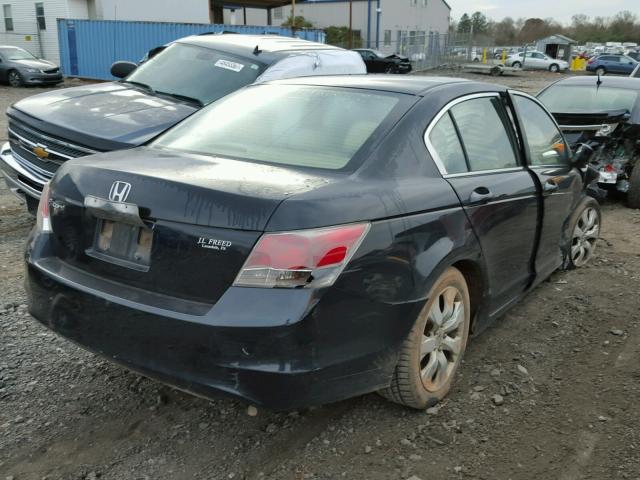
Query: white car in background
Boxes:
[{"xmin": 505, "ymin": 50, "xmax": 569, "ymax": 73}]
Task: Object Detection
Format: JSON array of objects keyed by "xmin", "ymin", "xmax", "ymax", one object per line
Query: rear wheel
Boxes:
[
  {"xmin": 567, "ymin": 197, "xmax": 601, "ymax": 269},
  {"xmin": 512, "ymin": 61, "xmax": 522, "ymax": 69},
  {"xmin": 549, "ymin": 63, "xmax": 560, "ymax": 73},
  {"xmin": 8, "ymin": 70, "xmax": 23, "ymax": 87},
  {"xmin": 379, "ymin": 267, "xmax": 471, "ymax": 409},
  {"xmin": 627, "ymin": 163, "xmax": 640, "ymax": 209},
  {"xmin": 595, "ymin": 66, "xmax": 606, "ymax": 76}
]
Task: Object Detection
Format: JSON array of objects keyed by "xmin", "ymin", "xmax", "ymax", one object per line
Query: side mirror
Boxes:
[
  {"xmin": 110, "ymin": 61, "xmax": 137, "ymax": 78},
  {"xmin": 572, "ymin": 143, "xmax": 595, "ymax": 168}
]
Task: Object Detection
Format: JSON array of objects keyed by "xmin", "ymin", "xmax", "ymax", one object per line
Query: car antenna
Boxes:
[
  {"xmin": 253, "ymin": 45, "xmax": 262, "ymax": 55},
  {"xmin": 596, "ymin": 71, "xmax": 603, "ymax": 88}
]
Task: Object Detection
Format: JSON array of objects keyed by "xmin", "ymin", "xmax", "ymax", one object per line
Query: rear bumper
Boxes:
[
  {"xmin": 0, "ymin": 142, "xmax": 45, "ymax": 201},
  {"xmin": 25, "ymin": 232, "xmax": 416, "ymax": 410}
]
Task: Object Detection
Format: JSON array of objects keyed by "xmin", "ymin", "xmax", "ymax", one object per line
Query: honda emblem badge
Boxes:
[{"xmin": 108, "ymin": 181, "xmax": 131, "ymax": 203}]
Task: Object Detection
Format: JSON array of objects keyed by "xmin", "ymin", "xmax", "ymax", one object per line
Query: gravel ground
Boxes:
[{"xmin": 1, "ymin": 73, "xmax": 640, "ymax": 480}]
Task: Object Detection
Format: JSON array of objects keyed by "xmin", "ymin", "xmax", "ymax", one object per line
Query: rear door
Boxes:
[
  {"xmin": 425, "ymin": 93, "xmax": 539, "ymax": 313},
  {"xmin": 509, "ymin": 92, "xmax": 583, "ymax": 279}
]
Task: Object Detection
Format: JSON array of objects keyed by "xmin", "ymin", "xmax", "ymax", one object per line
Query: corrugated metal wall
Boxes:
[{"xmin": 57, "ymin": 19, "xmax": 326, "ymax": 80}]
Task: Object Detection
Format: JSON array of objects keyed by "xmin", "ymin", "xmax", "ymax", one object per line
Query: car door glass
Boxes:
[
  {"xmin": 450, "ymin": 97, "xmax": 518, "ymax": 172},
  {"xmin": 513, "ymin": 95, "xmax": 569, "ymax": 166},
  {"xmin": 428, "ymin": 112, "xmax": 468, "ymax": 174}
]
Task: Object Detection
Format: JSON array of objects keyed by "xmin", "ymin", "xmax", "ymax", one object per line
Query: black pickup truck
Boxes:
[{"xmin": 0, "ymin": 34, "xmax": 365, "ymax": 212}]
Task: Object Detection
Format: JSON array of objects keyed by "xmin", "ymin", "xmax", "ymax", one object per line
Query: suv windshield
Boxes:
[
  {"xmin": 125, "ymin": 43, "xmax": 265, "ymax": 105},
  {"xmin": 0, "ymin": 47, "xmax": 37, "ymax": 61},
  {"xmin": 539, "ymin": 85, "xmax": 639, "ymax": 114},
  {"xmin": 153, "ymin": 85, "xmax": 400, "ymax": 170}
]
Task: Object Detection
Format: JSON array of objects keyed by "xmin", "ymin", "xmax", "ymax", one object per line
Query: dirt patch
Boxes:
[{"xmin": 1, "ymin": 75, "xmax": 639, "ymax": 480}]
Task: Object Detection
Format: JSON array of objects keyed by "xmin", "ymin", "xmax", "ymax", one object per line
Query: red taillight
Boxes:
[
  {"xmin": 234, "ymin": 223, "xmax": 370, "ymax": 288},
  {"xmin": 604, "ymin": 164, "xmax": 615, "ymax": 173},
  {"xmin": 36, "ymin": 183, "xmax": 52, "ymax": 233},
  {"xmin": 588, "ymin": 59, "xmax": 595, "ymax": 64}
]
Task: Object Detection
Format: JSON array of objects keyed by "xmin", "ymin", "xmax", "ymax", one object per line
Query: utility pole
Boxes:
[
  {"xmin": 348, "ymin": 0, "xmax": 353, "ymax": 49},
  {"xmin": 291, "ymin": 0, "xmax": 296, "ymax": 27}
]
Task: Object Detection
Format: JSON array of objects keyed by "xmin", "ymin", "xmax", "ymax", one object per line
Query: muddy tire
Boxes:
[
  {"xmin": 566, "ymin": 196, "xmax": 601, "ymax": 269},
  {"xmin": 379, "ymin": 267, "xmax": 471, "ymax": 409},
  {"xmin": 627, "ymin": 163, "xmax": 640, "ymax": 209}
]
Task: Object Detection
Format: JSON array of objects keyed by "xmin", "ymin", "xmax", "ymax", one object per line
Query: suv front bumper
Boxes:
[{"xmin": 0, "ymin": 142, "xmax": 45, "ymax": 202}]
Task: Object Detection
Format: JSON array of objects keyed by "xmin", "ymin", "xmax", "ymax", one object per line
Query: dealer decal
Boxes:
[
  {"xmin": 214, "ymin": 59, "xmax": 245, "ymax": 72},
  {"xmin": 197, "ymin": 237, "xmax": 233, "ymax": 251}
]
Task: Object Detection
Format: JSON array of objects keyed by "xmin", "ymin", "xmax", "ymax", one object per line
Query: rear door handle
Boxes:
[
  {"xmin": 543, "ymin": 180, "xmax": 559, "ymax": 196},
  {"xmin": 469, "ymin": 187, "xmax": 494, "ymax": 204}
]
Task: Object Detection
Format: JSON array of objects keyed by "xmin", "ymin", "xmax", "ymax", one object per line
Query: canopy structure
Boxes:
[{"xmin": 212, "ymin": 0, "xmax": 293, "ymax": 24}]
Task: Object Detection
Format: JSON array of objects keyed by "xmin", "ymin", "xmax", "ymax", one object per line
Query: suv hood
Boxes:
[{"xmin": 11, "ymin": 82, "xmax": 197, "ymax": 149}]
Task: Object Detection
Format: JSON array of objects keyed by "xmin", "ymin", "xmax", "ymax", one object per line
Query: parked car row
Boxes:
[{"xmin": 2, "ymin": 33, "xmax": 618, "ymax": 411}]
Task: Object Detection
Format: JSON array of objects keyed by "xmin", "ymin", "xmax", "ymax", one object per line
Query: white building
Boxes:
[
  {"xmin": 0, "ymin": 0, "xmax": 450, "ymax": 67},
  {"xmin": 231, "ymin": 0, "xmax": 452, "ymax": 54},
  {"xmin": 0, "ymin": 0, "xmax": 90, "ymax": 65},
  {"xmin": 0, "ymin": 0, "xmax": 290, "ymax": 66}
]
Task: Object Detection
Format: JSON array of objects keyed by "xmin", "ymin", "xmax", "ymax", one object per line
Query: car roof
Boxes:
[
  {"xmin": 264, "ymin": 75, "xmax": 486, "ymax": 95},
  {"xmin": 177, "ymin": 34, "xmax": 343, "ymax": 64},
  {"xmin": 550, "ymin": 76, "xmax": 640, "ymax": 89}
]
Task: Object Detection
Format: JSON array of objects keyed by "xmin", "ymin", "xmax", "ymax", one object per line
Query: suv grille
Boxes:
[{"xmin": 8, "ymin": 118, "xmax": 99, "ymax": 190}]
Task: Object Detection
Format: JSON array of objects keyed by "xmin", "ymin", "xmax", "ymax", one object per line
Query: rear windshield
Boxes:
[
  {"xmin": 539, "ymin": 85, "xmax": 639, "ymax": 114},
  {"xmin": 153, "ymin": 85, "xmax": 400, "ymax": 170},
  {"xmin": 125, "ymin": 43, "xmax": 265, "ymax": 105}
]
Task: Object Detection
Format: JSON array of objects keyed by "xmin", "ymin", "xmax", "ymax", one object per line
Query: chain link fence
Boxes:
[
  {"xmin": 393, "ymin": 31, "xmax": 518, "ymax": 71},
  {"xmin": 328, "ymin": 31, "xmax": 525, "ymax": 72}
]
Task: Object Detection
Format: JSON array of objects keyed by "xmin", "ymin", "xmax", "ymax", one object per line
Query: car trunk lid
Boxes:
[{"xmin": 47, "ymin": 147, "xmax": 335, "ymax": 306}]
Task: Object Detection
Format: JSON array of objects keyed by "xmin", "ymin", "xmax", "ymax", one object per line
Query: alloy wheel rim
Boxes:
[
  {"xmin": 571, "ymin": 207, "xmax": 599, "ymax": 267},
  {"xmin": 9, "ymin": 72, "xmax": 20, "ymax": 86},
  {"xmin": 420, "ymin": 286, "xmax": 465, "ymax": 392}
]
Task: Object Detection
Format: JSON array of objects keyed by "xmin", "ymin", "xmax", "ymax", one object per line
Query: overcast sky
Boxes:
[{"xmin": 450, "ymin": 0, "xmax": 638, "ymax": 24}]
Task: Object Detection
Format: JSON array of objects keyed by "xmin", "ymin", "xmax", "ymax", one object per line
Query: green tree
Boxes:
[
  {"xmin": 471, "ymin": 11, "xmax": 489, "ymax": 35},
  {"xmin": 324, "ymin": 26, "xmax": 362, "ymax": 48},
  {"xmin": 458, "ymin": 13, "xmax": 472, "ymax": 34},
  {"xmin": 282, "ymin": 15, "xmax": 313, "ymax": 29}
]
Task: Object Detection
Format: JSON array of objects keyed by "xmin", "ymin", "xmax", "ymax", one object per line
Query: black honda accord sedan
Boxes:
[{"xmin": 26, "ymin": 76, "xmax": 600, "ymax": 410}]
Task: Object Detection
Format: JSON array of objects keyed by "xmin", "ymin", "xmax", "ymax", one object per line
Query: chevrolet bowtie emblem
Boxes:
[{"xmin": 33, "ymin": 146, "xmax": 49, "ymax": 159}]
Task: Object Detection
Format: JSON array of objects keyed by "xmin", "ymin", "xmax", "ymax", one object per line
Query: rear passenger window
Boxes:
[
  {"xmin": 513, "ymin": 95, "xmax": 569, "ymax": 166},
  {"xmin": 428, "ymin": 112, "xmax": 468, "ymax": 174},
  {"xmin": 450, "ymin": 97, "xmax": 519, "ymax": 172}
]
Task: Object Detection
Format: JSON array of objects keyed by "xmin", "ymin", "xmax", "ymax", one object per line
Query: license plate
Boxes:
[
  {"xmin": 88, "ymin": 219, "xmax": 153, "ymax": 271},
  {"xmin": 598, "ymin": 170, "xmax": 618, "ymax": 184}
]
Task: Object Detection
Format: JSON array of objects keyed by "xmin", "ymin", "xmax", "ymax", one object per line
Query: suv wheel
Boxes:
[
  {"xmin": 627, "ymin": 162, "xmax": 640, "ymax": 208},
  {"xmin": 379, "ymin": 267, "xmax": 471, "ymax": 409},
  {"xmin": 595, "ymin": 66, "xmax": 607, "ymax": 76},
  {"xmin": 8, "ymin": 70, "xmax": 23, "ymax": 87},
  {"xmin": 567, "ymin": 197, "xmax": 601, "ymax": 268}
]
